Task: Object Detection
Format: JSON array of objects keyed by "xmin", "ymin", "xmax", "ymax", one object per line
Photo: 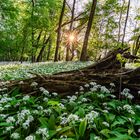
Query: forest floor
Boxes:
[
  {"xmin": 0, "ymin": 61, "xmax": 93, "ymax": 81},
  {"xmin": 0, "ymin": 62, "xmax": 140, "ymax": 140}
]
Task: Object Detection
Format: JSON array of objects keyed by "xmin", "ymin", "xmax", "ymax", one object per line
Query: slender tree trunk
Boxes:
[
  {"xmin": 31, "ymin": 0, "xmax": 35, "ymax": 62},
  {"xmin": 133, "ymin": 35, "xmax": 140, "ymax": 56},
  {"xmin": 118, "ymin": 0, "xmax": 125, "ymax": 43},
  {"xmin": 54, "ymin": 0, "xmax": 66, "ymax": 62},
  {"xmin": 121, "ymin": 0, "xmax": 130, "ymax": 47},
  {"xmin": 47, "ymin": 37, "xmax": 52, "ymax": 61},
  {"xmin": 132, "ymin": 21, "xmax": 138, "ymax": 55},
  {"xmin": 66, "ymin": 0, "xmax": 76, "ymax": 61},
  {"xmin": 36, "ymin": 35, "xmax": 50, "ymax": 62},
  {"xmin": 80, "ymin": 0, "xmax": 97, "ymax": 61}
]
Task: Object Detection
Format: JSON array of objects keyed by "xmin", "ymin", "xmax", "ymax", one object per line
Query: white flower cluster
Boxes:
[
  {"xmin": 23, "ymin": 95, "xmax": 30, "ymax": 101},
  {"xmin": 67, "ymin": 95, "xmax": 77, "ymax": 102},
  {"xmin": 60, "ymin": 135, "xmax": 68, "ymax": 140},
  {"xmin": 100, "ymin": 86, "xmax": 110, "ymax": 94},
  {"xmin": 22, "ymin": 115, "xmax": 34, "ymax": 129},
  {"xmin": 110, "ymin": 83, "xmax": 115, "ymax": 87},
  {"xmin": 123, "ymin": 104, "xmax": 135, "ymax": 114},
  {"xmin": 90, "ymin": 82, "xmax": 100, "ymax": 92},
  {"xmin": 52, "ymin": 92, "xmax": 58, "ymax": 96},
  {"xmin": 36, "ymin": 128, "xmax": 49, "ymax": 139},
  {"xmin": 25, "ymin": 135, "xmax": 35, "ymax": 140},
  {"xmin": 6, "ymin": 116, "xmax": 16, "ymax": 123},
  {"xmin": 135, "ymin": 105, "xmax": 140, "ymax": 109},
  {"xmin": 0, "ymin": 96, "xmax": 13, "ymax": 104},
  {"xmin": 30, "ymin": 82, "xmax": 38, "ymax": 87},
  {"xmin": 81, "ymin": 98, "xmax": 88, "ymax": 102},
  {"xmin": 16, "ymin": 109, "xmax": 34, "ymax": 129},
  {"xmin": 102, "ymin": 121, "xmax": 109, "ymax": 127},
  {"xmin": 58, "ymin": 103, "xmax": 65, "ymax": 109},
  {"xmin": 94, "ymin": 136, "xmax": 102, "ymax": 140},
  {"xmin": 11, "ymin": 132, "xmax": 20, "ymax": 139},
  {"xmin": 67, "ymin": 114, "xmax": 79, "ymax": 123},
  {"xmin": 86, "ymin": 110, "xmax": 99, "ymax": 124},
  {"xmin": 43, "ymin": 109, "xmax": 52, "ymax": 115},
  {"xmin": 43, "ymin": 97, "xmax": 48, "ymax": 102},
  {"xmin": 121, "ymin": 88, "xmax": 134, "ymax": 100},
  {"xmin": 39, "ymin": 87, "xmax": 50, "ymax": 97},
  {"xmin": 60, "ymin": 116, "xmax": 67, "ymax": 125},
  {"xmin": 60, "ymin": 113, "xmax": 79, "ymax": 125}
]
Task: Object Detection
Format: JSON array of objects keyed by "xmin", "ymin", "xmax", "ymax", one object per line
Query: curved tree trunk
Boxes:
[{"xmin": 80, "ymin": 0, "xmax": 97, "ymax": 61}]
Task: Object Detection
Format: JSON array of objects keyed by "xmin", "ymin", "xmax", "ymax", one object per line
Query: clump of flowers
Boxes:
[
  {"xmin": 121, "ymin": 88, "xmax": 134, "ymax": 100},
  {"xmin": 123, "ymin": 104, "xmax": 135, "ymax": 114}
]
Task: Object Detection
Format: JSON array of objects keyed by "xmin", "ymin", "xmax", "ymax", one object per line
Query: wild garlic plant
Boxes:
[{"xmin": 0, "ymin": 82, "xmax": 140, "ymax": 140}]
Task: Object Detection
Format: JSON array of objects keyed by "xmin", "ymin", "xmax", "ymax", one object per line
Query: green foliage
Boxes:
[
  {"xmin": 0, "ymin": 61, "xmax": 92, "ymax": 80},
  {"xmin": 0, "ymin": 80, "xmax": 140, "ymax": 139}
]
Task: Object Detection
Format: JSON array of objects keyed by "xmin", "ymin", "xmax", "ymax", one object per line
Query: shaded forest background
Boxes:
[{"xmin": 0, "ymin": 0, "xmax": 140, "ymax": 62}]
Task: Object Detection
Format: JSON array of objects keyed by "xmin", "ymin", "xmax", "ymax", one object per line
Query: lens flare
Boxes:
[{"xmin": 69, "ymin": 34, "xmax": 75, "ymax": 42}]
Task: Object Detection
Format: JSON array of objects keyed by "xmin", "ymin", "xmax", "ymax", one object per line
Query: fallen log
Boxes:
[{"xmin": 1, "ymin": 48, "xmax": 140, "ymax": 102}]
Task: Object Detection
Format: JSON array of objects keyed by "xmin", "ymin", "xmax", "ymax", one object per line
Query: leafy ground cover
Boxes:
[
  {"xmin": 0, "ymin": 61, "xmax": 92, "ymax": 81},
  {"xmin": 0, "ymin": 81, "xmax": 140, "ymax": 140}
]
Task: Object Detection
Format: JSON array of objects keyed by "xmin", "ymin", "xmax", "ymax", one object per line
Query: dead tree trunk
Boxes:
[{"xmin": 3, "ymin": 48, "xmax": 140, "ymax": 103}]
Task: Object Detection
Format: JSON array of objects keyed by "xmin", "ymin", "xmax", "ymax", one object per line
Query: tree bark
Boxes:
[
  {"xmin": 36, "ymin": 36, "xmax": 50, "ymax": 62},
  {"xmin": 133, "ymin": 35, "xmax": 140, "ymax": 56},
  {"xmin": 80, "ymin": 0, "xmax": 97, "ymax": 61},
  {"xmin": 2, "ymin": 47, "xmax": 140, "ymax": 104},
  {"xmin": 121, "ymin": 0, "xmax": 130, "ymax": 47},
  {"xmin": 47, "ymin": 37, "xmax": 52, "ymax": 61},
  {"xmin": 4, "ymin": 48, "xmax": 140, "ymax": 103},
  {"xmin": 66, "ymin": 0, "xmax": 76, "ymax": 61},
  {"xmin": 54, "ymin": 0, "xmax": 66, "ymax": 62},
  {"xmin": 118, "ymin": 0, "xmax": 125, "ymax": 43}
]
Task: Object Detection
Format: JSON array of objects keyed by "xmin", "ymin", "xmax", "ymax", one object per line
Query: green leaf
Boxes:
[
  {"xmin": 48, "ymin": 100, "xmax": 59, "ymax": 106},
  {"xmin": 77, "ymin": 107, "xmax": 85, "ymax": 118},
  {"xmin": 0, "ymin": 122, "xmax": 13, "ymax": 127},
  {"xmin": 90, "ymin": 133, "xmax": 95, "ymax": 140},
  {"xmin": 100, "ymin": 129, "xmax": 110, "ymax": 138},
  {"xmin": 38, "ymin": 117, "xmax": 48, "ymax": 127},
  {"xmin": 48, "ymin": 115, "xmax": 55, "ymax": 130},
  {"xmin": 79, "ymin": 119, "xmax": 87, "ymax": 137},
  {"xmin": 108, "ymin": 133, "xmax": 133, "ymax": 140}
]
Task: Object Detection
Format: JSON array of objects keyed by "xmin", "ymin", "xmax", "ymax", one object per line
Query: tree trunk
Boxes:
[
  {"xmin": 80, "ymin": 0, "xmax": 97, "ymax": 61},
  {"xmin": 54, "ymin": 0, "xmax": 66, "ymax": 62},
  {"xmin": 118, "ymin": 0, "xmax": 125, "ymax": 43},
  {"xmin": 66, "ymin": 0, "xmax": 76, "ymax": 61},
  {"xmin": 31, "ymin": 0, "xmax": 35, "ymax": 62},
  {"xmin": 121, "ymin": 0, "xmax": 130, "ymax": 47},
  {"xmin": 47, "ymin": 37, "xmax": 52, "ymax": 61},
  {"xmin": 36, "ymin": 36, "xmax": 50, "ymax": 62},
  {"xmin": 4, "ymin": 48, "xmax": 140, "ymax": 103},
  {"xmin": 133, "ymin": 35, "xmax": 140, "ymax": 56}
]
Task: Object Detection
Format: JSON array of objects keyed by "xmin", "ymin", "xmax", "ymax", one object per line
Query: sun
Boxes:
[
  {"xmin": 69, "ymin": 34, "xmax": 75, "ymax": 42},
  {"xmin": 64, "ymin": 30, "xmax": 78, "ymax": 45}
]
